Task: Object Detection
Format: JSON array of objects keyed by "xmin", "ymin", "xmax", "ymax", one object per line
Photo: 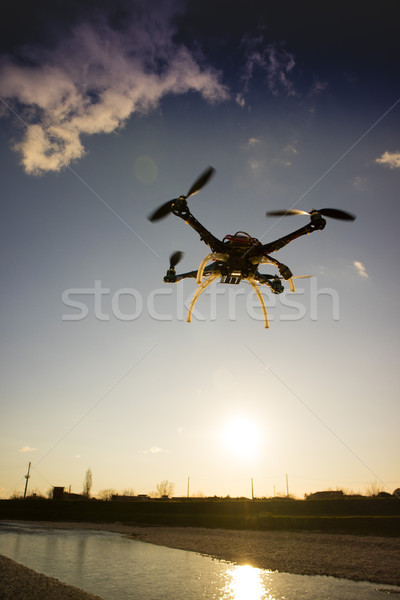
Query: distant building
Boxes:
[
  {"xmin": 52, "ymin": 486, "xmax": 65, "ymax": 500},
  {"xmin": 52, "ymin": 487, "xmax": 85, "ymax": 500},
  {"xmin": 111, "ymin": 494, "xmax": 150, "ymax": 502},
  {"xmin": 306, "ymin": 490, "xmax": 344, "ymax": 500}
]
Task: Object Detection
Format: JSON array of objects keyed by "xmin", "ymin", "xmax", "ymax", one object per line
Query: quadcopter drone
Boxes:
[{"xmin": 148, "ymin": 167, "xmax": 355, "ymax": 328}]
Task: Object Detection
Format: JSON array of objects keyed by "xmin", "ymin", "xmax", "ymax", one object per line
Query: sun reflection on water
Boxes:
[{"xmin": 222, "ymin": 564, "xmax": 277, "ymax": 600}]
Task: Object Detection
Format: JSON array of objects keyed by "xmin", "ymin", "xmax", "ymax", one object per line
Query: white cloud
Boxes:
[
  {"xmin": 18, "ymin": 446, "xmax": 37, "ymax": 452},
  {"xmin": 0, "ymin": 10, "xmax": 228, "ymax": 175},
  {"xmin": 376, "ymin": 151, "xmax": 400, "ymax": 170},
  {"xmin": 353, "ymin": 261, "xmax": 368, "ymax": 279}
]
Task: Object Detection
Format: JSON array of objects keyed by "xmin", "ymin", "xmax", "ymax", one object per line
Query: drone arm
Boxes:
[
  {"xmin": 171, "ymin": 204, "xmax": 226, "ymax": 253},
  {"xmin": 171, "ymin": 270, "xmax": 198, "ymax": 282},
  {"xmin": 261, "ymin": 217, "xmax": 326, "ymax": 254},
  {"xmin": 186, "ymin": 213, "xmax": 227, "ymax": 252},
  {"xmin": 165, "ymin": 263, "xmax": 219, "ymax": 283}
]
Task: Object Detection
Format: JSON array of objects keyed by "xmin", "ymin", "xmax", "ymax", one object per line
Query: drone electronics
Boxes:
[{"xmin": 148, "ymin": 167, "xmax": 355, "ymax": 328}]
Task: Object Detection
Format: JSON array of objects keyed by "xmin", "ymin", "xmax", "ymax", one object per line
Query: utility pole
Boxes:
[
  {"xmin": 251, "ymin": 478, "xmax": 254, "ymax": 500},
  {"xmin": 286, "ymin": 473, "xmax": 289, "ymax": 498},
  {"xmin": 187, "ymin": 477, "xmax": 190, "ymax": 498},
  {"xmin": 23, "ymin": 462, "xmax": 31, "ymax": 498}
]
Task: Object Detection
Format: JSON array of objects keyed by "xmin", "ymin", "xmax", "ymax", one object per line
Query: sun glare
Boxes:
[
  {"xmin": 223, "ymin": 565, "xmax": 271, "ymax": 599},
  {"xmin": 221, "ymin": 417, "xmax": 261, "ymax": 460}
]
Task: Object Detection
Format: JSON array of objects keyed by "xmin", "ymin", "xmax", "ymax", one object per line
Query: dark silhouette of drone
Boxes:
[{"xmin": 148, "ymin": 167, "xmax": 355, "ymax": 328}]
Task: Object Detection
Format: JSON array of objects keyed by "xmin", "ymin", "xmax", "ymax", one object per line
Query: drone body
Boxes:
[{"xmin": 148, "ymin": 167, "xmax": 355, "ymax": 328}]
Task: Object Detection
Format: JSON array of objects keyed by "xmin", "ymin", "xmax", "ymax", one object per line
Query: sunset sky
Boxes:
[{"xmin": 1, "ymin": 0, "xmax": 399, "ymax": 499}]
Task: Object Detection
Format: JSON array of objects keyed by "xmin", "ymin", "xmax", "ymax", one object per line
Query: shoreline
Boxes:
[{"xmin": 2, "ymin": 521, "xmax": 400, "ymax": 588}]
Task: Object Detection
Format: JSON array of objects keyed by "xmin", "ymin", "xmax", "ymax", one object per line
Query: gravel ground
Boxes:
[
  {"xmin": 1, "ymin": 521, "xmax": 400, "ymax": 599},
  {"xmin": 0, "ymin": 553, "xmax": 103, "ymax": 600},
  {"xmin": 130, "ymin": 525, "xmax": 400, "ymax": 586}
]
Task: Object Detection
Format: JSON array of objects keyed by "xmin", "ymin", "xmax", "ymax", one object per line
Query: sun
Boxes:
[{"xmin": 221, "ymin": 417, "xmax": 261, "ymax": 460}]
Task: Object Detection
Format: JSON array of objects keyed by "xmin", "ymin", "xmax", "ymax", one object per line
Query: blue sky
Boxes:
[{"xmin": 0, "ymin": 0, "xmax": 399, "ymax": 499}]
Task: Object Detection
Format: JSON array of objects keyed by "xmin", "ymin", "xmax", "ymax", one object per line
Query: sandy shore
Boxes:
[{"xmin": 1, "ymin": 521, "xmax": 400, "ymax": 598}]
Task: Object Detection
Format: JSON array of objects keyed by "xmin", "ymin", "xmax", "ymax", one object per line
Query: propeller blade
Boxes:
[
  {"xmin": 186, "ymin": 166, "xmax": 215, "ymax": 198},
  {"xmin": 318, "ymin": 208, "xmax": 356, "ymax": 221},
  {"xmin": 266, "ymin": 209, "xmax": 309, "ymax": 217},
  {"xmin": 148, "ymin": 199, "xmax": 176, "ymax": 222},
  {"xmin": 276, "ymin": 274, "xmax": 313, "ymax": 280},
  {"xmin": 148, "ymin": 167, "xmax": 215, "ymax": 222},
  {"xmin": 169, "ymin": 251, "xmax": 184, "ymax": 269},
  {"xmin": 267, "ymin": 207, "xmax": 356, "ymax": 221}
]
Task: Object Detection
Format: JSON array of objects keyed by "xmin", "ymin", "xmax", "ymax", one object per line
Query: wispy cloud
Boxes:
[
  {"xmin": 353, "ymin": 260, "xmax": 368, "ymax": 279},
  {"xmin": 0, "ymin": 8, "xmax": 228, "ymax": 174},
  {"xmin": 241, "ymin": 34, "xmax": 296, "ymax": 97},
  {"xmin": 265, "ymin": 43, "xmax": 296, "ymax": 96},
  {"xmin": 309, "ymin": 80, "xmax": 328, "ymax": 96},
  {"xmin": 376, "ymin": 150, "xmax": 400, "ymax": 169},
  {"xmin": 18, "ymin": 446, "xmax": 37, "ymax": 453},
  {"xmin": 241, "ymin": 135, "xmax": 299, "ymax": 171},
  {"xmin": 235, "ymin": 92, "xmax": 246, "ymax": 107},
  {"xmin": 248, "ymin": 159, "xmax": 262, "ymax": 170},
  {"xmin": 283, "ymin": 141, "xmax": 298, "ymax": 155},
  {"xmin": 352, "ymin": 176, "xmax": 368, "ymax": 191},
  {"xmin": 274, "ymin": 140, "xmax": 299, "ymax": 166},
  {"xmin": 138, "ymin": 446, "xmax": 167, "ymax": 454},
  {"xmin": 242, "ymin": 136, "xmax": 262, "ymax": 150}
]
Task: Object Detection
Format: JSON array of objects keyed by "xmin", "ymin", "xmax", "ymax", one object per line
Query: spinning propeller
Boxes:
[
  {"xmin": 266, "ymin": 208, "xmax": 356, "ymax": 221},
  {"xmin": 169, "ymin": 251, "xmax": 184, "ymax": 269},
  {"xmin": 148, "ymin": 167, "xmax": 215, "ymax": 222}
]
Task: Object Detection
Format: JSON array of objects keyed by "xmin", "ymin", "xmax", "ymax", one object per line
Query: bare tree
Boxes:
[
  {"xmin": 83, "ymin": 468, "xmax": 93, "ymax": 498},
  {"xmin": 97, "ymin": 488, "xmax": 116, "ymax": 501},
  {"xmin": 366, "ymin": 481, "xmax": 384, "ymax": 497},
  {"xmin": 122, "ymin": 488, "xmax": 136, "ymax": 497},
  {"xmin": 192, "ymin": 491, "xmax": 205, "ymax": 498},
  {"xmin": 156, "ymin": 480, "xmax": 174, "ymax": 497}
]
